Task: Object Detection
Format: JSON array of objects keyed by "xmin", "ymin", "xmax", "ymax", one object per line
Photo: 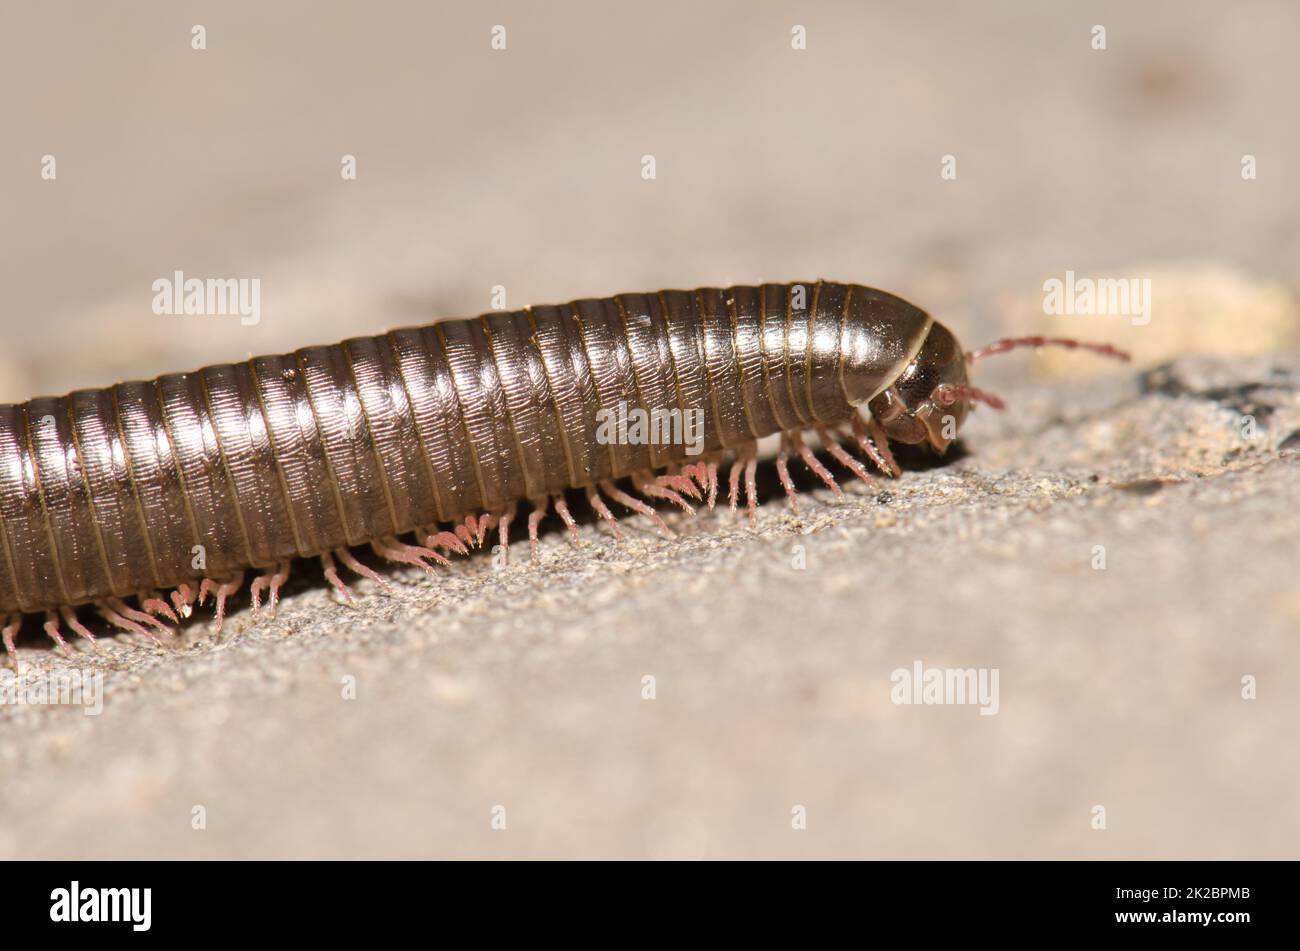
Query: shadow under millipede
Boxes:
[{"xmin": 3, "ymin": 442, "xmax": 967, "ymax": 653}]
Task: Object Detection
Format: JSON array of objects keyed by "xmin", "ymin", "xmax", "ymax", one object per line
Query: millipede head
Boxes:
[{"xmin": 867, "ymin": 321, "xmax": 972, "ymax": 454}]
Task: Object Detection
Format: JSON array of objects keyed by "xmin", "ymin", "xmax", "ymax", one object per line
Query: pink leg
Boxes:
[
  {"xmin": 775, "ymin": 440, "xmax": 799, "ymax": 513},
  {"xmin": 553, "ymin": 496, "xmax": 580, "ymax": 544},
  {"xmin": 335, "ymin": 547, "xmax": 394, "ymax": 593},
  {"xmin": 421, "ymin": 526, "xmax": 469, "ymax": 557},
  {"xmin": 171, "ymin": 583, "xmax": 196, "ymax": 619},
  {"xmin": 728, "ymin": 457, "xmax": 742, "ymax": 512},
  {"xmin": 42, "ymin": 610, "xmax": 70, "ymax": 652},
  {"xmin": 853, "ymin": 415, "xmax": 901, "ymax": 477},
  {"xmin": 210, "ymin": 575, "xmax": 245, "ymax": 634},
  {"xmin": 817, "ymin": 426, "xmax": 875, "ymax": 487},
  {"xmin": 2, "ymin": 614, "xmax": 20, "ymax": 664},
  {"xmin": 454, "ymin": 521, "xmax": 474, "ymax": 549},
  {"xmin": 869, "ymin": 418, "xmax": 901, "ymax": 476},
  {"xmin": 744, "ymin": 456, "xmax": 758, "ymax": 525},
  {"xmin": 496, "ymin": 502, "xmax": 516, "ymax": 558},
  {"xmin": 250, "ymin": 561, "xmax": 292, "ymax": 617},
  {"xmin": 633, "ymin": 471, "xmax": 694, "ymax": 514},
  {"xmin": 681, "ymin": 463, "xmax": 708, "ymax": 500},
  {"xmin": 320, "ymin": 552, "xmax": 357, "ymax": 607},
  {"xmin": 266, "ymin": 562, "xmax": 291, "ymax": 617},
  {"xmin": 140, "ymin": 592, "xmax": 180, "ymax": 624},
  {"xmin": 662, "ymin": 471, "xmax": 702, "ymax": 500},
  {"xmin": 107, "ymin": 596, "xmax": 172, "ymax": 637},
  {"xmin": 601, "ymin": 480, "xmax": 671, "ymax": 537},
  {"xmin": 249, "ymin": 574, "xmax": 269, "ymax": 614},
  {"xmin": 527, "ymin": 497, "xmax": 548, "ymax": 563},
  {"xmin": 682, "ymin": 460, "xmax": 720, "ymax": 511},
  {"xmin": 372, "ymin": 536, "xmax": 448, "ymax": 573},
  {"xmin": 456, "ymin": 514, "xmax": 491, "ymax": 549},
  {"xmin": 793, "ymin": 433, "xmax": 843, "ymax": 497},
  {"xmin": 421, "ymin": 527, "xmax": 467, "ymax": 556},
  {"xmin": 60, "ymin": 606, "xmax": 98, "ymax": 647},
  {"xmin": 585, "ymin": 486, "xmax": 623, "ymax": 540},
  {"xmin": 97, "ymin": 601, "xmax": 161, "ymax": 644}
]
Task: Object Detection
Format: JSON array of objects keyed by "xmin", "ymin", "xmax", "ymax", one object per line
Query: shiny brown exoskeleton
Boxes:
[{"xmin": 0, "ymin": 281, "xmax": 1127, "ymax": 653}]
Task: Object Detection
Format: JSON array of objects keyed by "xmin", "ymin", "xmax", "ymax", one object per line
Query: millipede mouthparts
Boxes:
[{"xmin": 0, "ymin": 280, "xmax": 1128, "ymax": 656}]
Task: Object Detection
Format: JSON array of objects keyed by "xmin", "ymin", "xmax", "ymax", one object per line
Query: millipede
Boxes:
[{"xmin": 0, "ymin": 280, "xmax": 1129, "ymax": 657}]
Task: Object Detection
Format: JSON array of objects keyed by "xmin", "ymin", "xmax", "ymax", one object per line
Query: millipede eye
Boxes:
[{"xmin": 933, "ymin": 384, "xmax": 1006, "ymax": 411}]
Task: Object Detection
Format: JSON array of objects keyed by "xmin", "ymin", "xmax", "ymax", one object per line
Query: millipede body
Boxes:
[{"xmin": 0, "ymin": 280, "xmax": 1127, "ymax": 650}]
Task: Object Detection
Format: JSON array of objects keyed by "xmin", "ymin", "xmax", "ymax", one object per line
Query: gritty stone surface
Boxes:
[{"xmin": 1, "ymin": 354, "xmax": 1296, "ymax": 859}]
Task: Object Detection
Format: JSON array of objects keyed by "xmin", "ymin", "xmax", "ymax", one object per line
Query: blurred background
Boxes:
[
  {"xmin": 1, "ymin": 1, "xmax": 1296, "ymax": 859},
  {"xmin": 3, "ymin": 0, "xmax": 1296, "ymax": 399}
]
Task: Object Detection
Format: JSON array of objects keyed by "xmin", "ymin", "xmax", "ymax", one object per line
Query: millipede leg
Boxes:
[
  {"xmin": 585, "ymin": 486, "xmax": 623, "ymax": 540},
  {"xmin": 171, "ymin": 583, "xmax": 196, "ymax": 620},
  {"xmin": 853, "ymin": 415, "xmax": 901, "ymax": 477},
  {"xmin": 107, "ymin": 596, "xmax": 173, "ymax": 637},
  {"xmin": 320, "ymin": 552, "xmax": 357, "ymax": 607},
  {"xmin": 372, "ymin": 536, "xmax": 448, "ymax": 573},
  {"xmin": 475, "ymin": 514, "xmax": 493, "ymax": 548},
  {"xmin": 681, "ymin": 460, "xmax": 720, "ymax": 511},
  {"xmin": 97, "ymin": 601, "xmax": 161, "ymax": 644},
  {"xmin": 868, "ymin": 418, "xmax": 901, "ymax": 476},
  {"xmin": 42, "ymin": 610, "xmax": 70, "ymax": 652},
  {"xmin": 266, "ymin": 561, "xmax": 291, "ymax": 617},
  {"xmin": 249, "ymin": 561, "xmax": 292, "ymax": 617},
  {"xmin": 2, "ymin": 614, "xmax": 20, "ymax": 664},
  {"xmin": 601, "ymin": 480, "xmax": 671, "ymax": 538},
  {"xmin": 816, "ymin": 426, "xmax": 875, "ymax": 487},
  {"xmin": 633, "ymin": 471, "xmax": 694, "ymax": 514},
  {"xmin": 497, "ymin": 502, "xmax": 516, "ymax": 558},
  {"xmin": 553, "ymin": 495, "xmax": 580, "ymax": 544},
  {"xmin": 658, "ymin": 470, "xmax": 701, "ymax": 500},
  {"xmin": 454, "ymin": 520, "xmax": 475, "ymax": 549},
  {"xmin": 791, "ymin": 432, "xmax": 843, "ymax": 498},
  {"xmin": 744, "ymin": 456, "xmax": 758, "ymax": 525},
  {"xmin": 60, "ymin": 606, "xmax": 98, "ymax": 648},
  {"xmin": 335, "ymin": 547, "xmax": 394, "ymax": 594},
  {"xmin": 728, "ymin": 457, "xmax": 742, "ymax": 512},
  {"xmin": 249, "ymin": 575, "xmax": 269, "ymax": 615},
  {"xmin": 526, "ymin": 497, "xmax": 549, "ymax": 563},
  {"xmin": 140, "ymin": 592, "xmax": 180, "ymax": 624},
  {"xmin": 421, "ymin": 527, "xmax": 469, "ymax": 557},
  {"xmin": 775, "ymin": 438, "xmax": 799, "ymax": 513},
  {"xmin": 455, "ymin": 514, "xmax": 490, "ymax": 549},
  {"xmin": 204, "ymin": 574, "xmax": 245, "ymax": 634}
]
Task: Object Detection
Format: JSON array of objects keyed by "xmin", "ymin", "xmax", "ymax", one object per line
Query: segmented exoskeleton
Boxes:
[{"xmin": 0, "ymin": 281, "xmax": 1127, "ymax": 655}]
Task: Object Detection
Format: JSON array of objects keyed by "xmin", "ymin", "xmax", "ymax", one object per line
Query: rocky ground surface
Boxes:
[{"xmin": 1, "ymin": 352, "xmax": 1297, "ymax": 859}]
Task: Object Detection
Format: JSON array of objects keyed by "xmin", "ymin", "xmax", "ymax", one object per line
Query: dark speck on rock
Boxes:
[{"xmin": 1116, "ymin": 478, "xmax": 1171, "ymax": 496}]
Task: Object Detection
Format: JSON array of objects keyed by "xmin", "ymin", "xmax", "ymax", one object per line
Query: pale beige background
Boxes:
[{"xmin": 0, "ymin": 1, "xmax": 1297, "ymax": 859}]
